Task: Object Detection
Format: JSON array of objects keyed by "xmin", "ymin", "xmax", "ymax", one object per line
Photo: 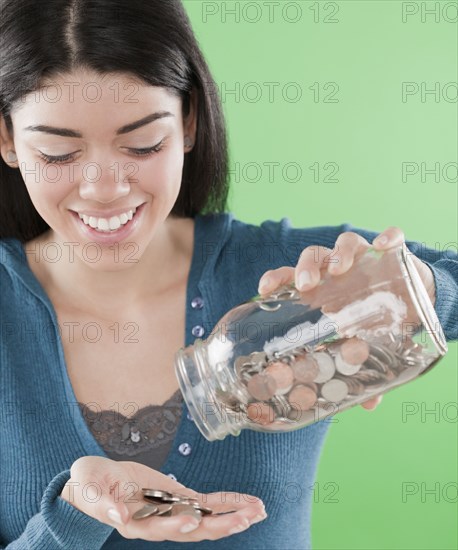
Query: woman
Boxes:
[{"xmin": 1, "ymin": 0, "xmax": 456, "ymax": 548}]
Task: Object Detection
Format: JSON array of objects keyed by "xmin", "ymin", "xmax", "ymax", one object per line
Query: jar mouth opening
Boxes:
[{"xmin": 399, "ymin": 242, "xmax": 448, "ymax": 355}]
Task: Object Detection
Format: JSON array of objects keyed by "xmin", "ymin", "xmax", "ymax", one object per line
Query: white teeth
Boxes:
[
  {"xmin": 97, "ymin": 218, "xmax": 109, "ymax": 231},
  {"xmin": 108, "ymin": 216, "xmax": 121, "ymax": 231},
  {"xmin": 78, "ymin": 207, "xmax": 138, "ymax": 232}
]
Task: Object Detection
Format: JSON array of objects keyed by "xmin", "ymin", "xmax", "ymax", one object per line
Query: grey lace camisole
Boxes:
[{"xmin": 77, "ymin": 389, "xmax": 183, "ymax": 470}]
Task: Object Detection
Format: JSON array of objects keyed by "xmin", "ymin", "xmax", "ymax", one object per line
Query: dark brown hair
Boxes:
[{"xmin": 0, "ymin": 0, "xmax": 229, "ymax": 242}]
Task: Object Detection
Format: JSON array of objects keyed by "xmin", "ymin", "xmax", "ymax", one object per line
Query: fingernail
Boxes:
[
  {"xmin": 107, "ymin": 508, "xmax": 124, "ymax": 526},
  {"xmin": 374, "ymin": 235, "xmax": 388, "ymax": 246},
  {"xmin": 258, "ymin": 276, "xmax": 271, "ymax": 293},
  {"xmin": 251, "ymin": 512, "xmax": 268, "ymax": 524},
  {"xmin": 297, "ymin": 270, "xmax": 311, "ymax": 290},
  {"xmin": 180, "ymin": 521, "xmax": 200, "ymax": 533}
]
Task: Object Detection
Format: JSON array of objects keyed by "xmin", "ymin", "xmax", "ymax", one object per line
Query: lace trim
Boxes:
[{"xmin": 77, "ymin": 389, "xmax": 183, "ymax": 457}]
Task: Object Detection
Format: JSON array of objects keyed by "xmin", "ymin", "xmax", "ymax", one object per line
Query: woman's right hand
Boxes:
[{"xmin": 60, "ymin": 456, "xmax": 267, "ymax": 541}]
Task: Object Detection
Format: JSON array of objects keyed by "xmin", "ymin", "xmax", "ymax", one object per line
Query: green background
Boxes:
[{"xmin": 184, "ymin": 1, "xmax": 457, "ymax": 549}]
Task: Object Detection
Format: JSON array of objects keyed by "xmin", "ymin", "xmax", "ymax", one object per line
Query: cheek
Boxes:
[
  {"xmin": 139, "ymin": 147, "xmax": 185, "ymax": 195},
  {"xmin": 19, "ymin": 159, "xmax": 76, "ymax": 215}
]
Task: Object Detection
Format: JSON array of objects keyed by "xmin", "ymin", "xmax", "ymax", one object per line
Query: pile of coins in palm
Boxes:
[
  {"xmin": 132, "ymin": 489, "xmax": 213, "ymax": 521},
  {"xmin": 215, "ymin": 331, "xmax": 434, "ymax": 429}
]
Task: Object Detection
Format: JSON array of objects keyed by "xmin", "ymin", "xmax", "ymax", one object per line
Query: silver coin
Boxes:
[
  {"xmin": 170, "ymin": 503, "xmax": 203, "ymax": 521},
  {"xmin": 335, "ymin": 353, "xmax": 361, "ymax": 376},
  {"xmin": 369, "ymin": 344, "xmax": 398, "ymax": 369},
  {"xmin": 271, "ymin": 394, "xmax": 291, "ymax": 418},
  {"xmin": 153, "ymin": 503, "xmax": 174, "ymax": 516},
  {"xmin": 132, "ymin": 504, "xmax": 159, "ymax": 520},
  {"xmin": 259, "ymin": 302, "xmax": 282, "ymax": 312},
  {"xmin": 353, "ymin": 368, "xmax": 386, "ymax": 387},
  {"xmin": 142, "ymin": 489, "xmax": 176, "ymax": 499},
  {"xmin": 235, "ymin": 355, "xmax": 254, "ymax": 377},
  {"xmin": 335, "ymin": 375, "xmax": 365, "ymax": 396},
  {"xmin": 320, "ymin": 379, "xmax": 349, "ymax": 403},
  {"xmin": 250, "ymin": 351, "xmax": 268, "ymax": 365},
  {"xmin": 313, "ymin": 352, "xmax": 336, "ymax": 383}
]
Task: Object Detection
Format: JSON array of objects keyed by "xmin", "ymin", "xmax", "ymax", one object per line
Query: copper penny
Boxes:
[
  {"xmin": 247, "ymin": 373, "xmax": 277, "ymax": 401},
  {"xmin": 340, "ymin": 337, "xmax": 370, "ymax": 365},
  {"xmin": 246, "ymin": 402, "xmax": 276, "ymax": 425},
  {"xmin": 291, "ymin": 353, "xmax": 319, "ymax": 383},
  {"xmin": 288, "ymin": 385, "xmax": 317, "ymax": 411},
  {"xmin": 303, "ymin": 381, "xmax": 318, "ymax": 394},
  {"xmin": 264, "ymin": 362, "xmax": 294, "ymax": 394}
]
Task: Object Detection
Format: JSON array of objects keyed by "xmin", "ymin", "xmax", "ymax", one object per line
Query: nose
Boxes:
[{"xmin": 78, "ymin": 157, "xmax": 131, "ymax": 203}]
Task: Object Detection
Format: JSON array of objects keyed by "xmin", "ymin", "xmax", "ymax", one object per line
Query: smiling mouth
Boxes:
[{"xmin": 71, "ymin": 203, "xmax": 145, "ymax": 233}]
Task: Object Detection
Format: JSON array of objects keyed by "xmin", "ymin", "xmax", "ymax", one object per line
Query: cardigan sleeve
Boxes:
[{"xmin": 0, "ymin": 469, "xmax": 114, "ymax": 549}]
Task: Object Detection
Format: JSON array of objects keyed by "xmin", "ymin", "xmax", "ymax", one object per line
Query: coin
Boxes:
[
  {"xmin": 291, "ymin": 353, "xmax": 319, "ymax": 383},
  {"xmin": 132, "ymin": 504, "xmax": 159, "ymax": 520},
  {"xmin": 313, "ymin": 352, "xmax": 336, "ymax": 383},
  {"xmin": 264, "ymin": 362, "xmax": 294, "ymax": 394},
  {"xmin": 235, "ymin": 355, "xmax": 255, "ymax": 377},
  {"xmin": 142, "ymin": 489, "xmax": 181, "ymax": 501},
  {"xmin": 250, "ymin": 351, "xmax": 268, "ymax": 365},
  {"xmin": 320, "ymin": 379, "xmax": 349, "ymax": 403},
  {"xmin": 170, "ymin": 503, "xmax": 202, "ymax": 521},
  {"xmin": 352, "ymin": 368, "xmax": 386, "ymax": 387},
  {"xmin": 334, "ymin": 374, "xmax": 365, "ymax": 396},
  {"xmin": 303, "ymin": 381, "xmax": 319, "ymax": 393},
  {"xmin": 247, "ymin": 373, "xmax": 277, "ymax": 401},
  {"xmin": 246, "ymin": 402, "xmax": 276, "ymax": 425},
  {"xmin": 270, "ymin": 394, "xmax": 292, "ymax": 418},
  {"xmin": 340, "ymin": 337, "xmax": 370, "ymax": 365},
  {"xmin": 155, "ymin": 503, "xmax": 174, "ymax": 516},
  {"xmin": 335, "ymin": 353, "xmax": 362, "ymax": 376},
  {"xmin": 288, "ymin": 385, "xmax": 317, "ymax": 411}
]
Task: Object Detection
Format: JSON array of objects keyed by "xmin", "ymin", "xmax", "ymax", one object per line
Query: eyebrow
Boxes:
[{"xmin": 23, "ymin": 111, "xmax": 174, "ymax": 138}]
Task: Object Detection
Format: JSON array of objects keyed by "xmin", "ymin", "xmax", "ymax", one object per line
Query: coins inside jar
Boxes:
[{"xmin": 222, "ymin": 333, "xmax": 430, "ymax": 429}]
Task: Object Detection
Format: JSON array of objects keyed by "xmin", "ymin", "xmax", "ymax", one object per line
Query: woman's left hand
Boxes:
[{"xmin": 256, "ymin": 226, "xmax": 437, "ymax": 411}]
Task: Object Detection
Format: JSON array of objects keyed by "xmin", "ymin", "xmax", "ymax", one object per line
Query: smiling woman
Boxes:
[{"xmin": 0, "ymin": 0, "xmax": 457, "ymax": 549}]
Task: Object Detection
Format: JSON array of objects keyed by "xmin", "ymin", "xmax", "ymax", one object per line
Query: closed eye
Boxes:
[{"xmin": 38, "ymin": 139, "xmax": 166, "ymax": 164}]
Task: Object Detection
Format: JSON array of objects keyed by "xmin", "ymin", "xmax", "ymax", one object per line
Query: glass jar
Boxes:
[{"xmin": 174, "ymin": 243, "xmax": 448, "ymax": 441}]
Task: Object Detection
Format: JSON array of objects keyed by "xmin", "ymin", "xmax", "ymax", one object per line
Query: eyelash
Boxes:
[{"xmin": 38, "ymin": 139, "xmax": 165, "ymax": 164}]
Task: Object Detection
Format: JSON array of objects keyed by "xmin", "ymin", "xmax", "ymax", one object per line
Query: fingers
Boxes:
[
  {"xmin": 372, "ymin": 226, "xmax": 405, "ymax": 250},
  {"xmin": 258, "ymin": 266, "xmax": 295, "ymax": 296},
  {"xmin": 257, "ymin": 246, "xmax": 334, "ymax": 296},
  {"xmin": 326, "ymin": 232, "xmax": 369, "ymax": 276}
]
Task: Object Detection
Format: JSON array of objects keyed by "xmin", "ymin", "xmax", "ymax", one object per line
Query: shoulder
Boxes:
[
  {"xmin": 216, "ymin": 213, "xmax": 350, "ymax": 268},
  {"xmin": 0, "ymin": 237, "xmax": 22, "ymax": 280}
]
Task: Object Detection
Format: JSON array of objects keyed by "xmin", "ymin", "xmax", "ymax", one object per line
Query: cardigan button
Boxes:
[
  {"xmin": 186, "ymin": 411, "xmax": 194, "ymax": 422},
  {"xmin": 178, "ymin": 442, "xmax": 192, "ymax": 456},
  {"xmin": 167, "ymin": 473, "xmax": 177, "ymax": 481},
  {"xmin": 191, "ymin": 325, "xmax": 205, "ymax": 338},
  {"xmin": 191, "ymin": 296, "xmax": 204, "ymax": 309}
]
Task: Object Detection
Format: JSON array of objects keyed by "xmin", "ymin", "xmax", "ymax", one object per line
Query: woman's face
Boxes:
[{"xmin": 1, "ymin": 67, "xmax": 196, "ymax": 269}]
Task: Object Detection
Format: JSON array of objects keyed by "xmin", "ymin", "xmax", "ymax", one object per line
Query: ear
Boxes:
[
  {"xmin": 183, "ymin": 88, "xmax": 198, "ymax": 152},
  {"xmin": 0, "ymin": 114, "xmax": 18, "ymax": 168}
]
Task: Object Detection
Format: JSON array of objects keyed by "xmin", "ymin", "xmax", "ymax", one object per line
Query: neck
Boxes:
[{"xmin": 25, "ymin": 216, "xmax": 195, "ymax": 316}]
